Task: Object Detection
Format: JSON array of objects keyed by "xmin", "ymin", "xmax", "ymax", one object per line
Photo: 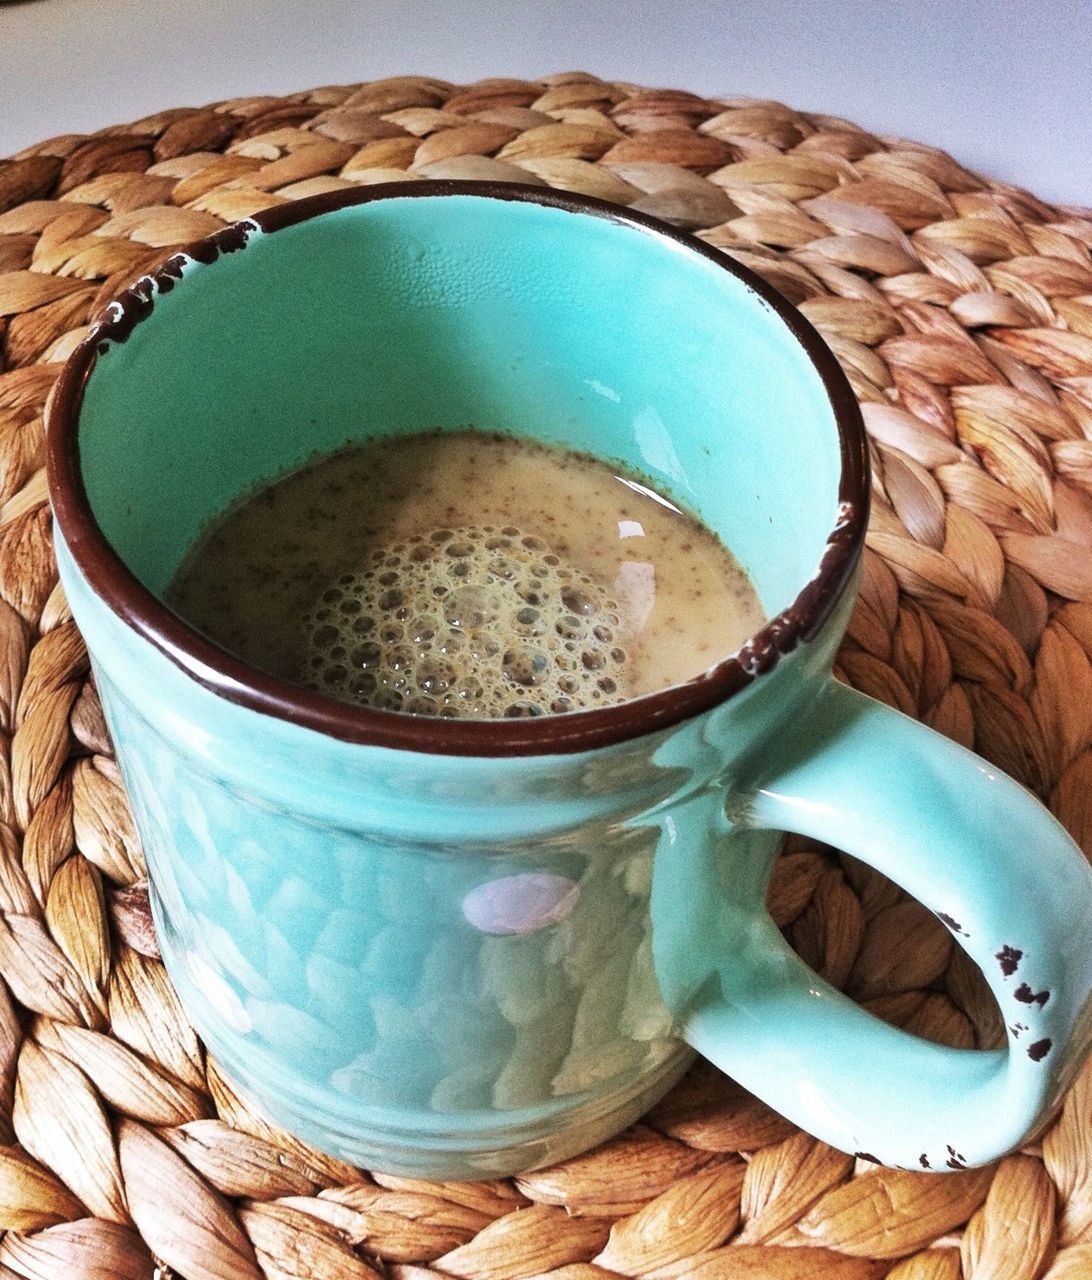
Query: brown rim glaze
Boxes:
[{"xmin": 46, "ymin": 180, "xmax": 869, "ymax": 756}]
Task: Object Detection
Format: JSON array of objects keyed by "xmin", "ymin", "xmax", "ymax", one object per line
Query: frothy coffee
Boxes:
[
  {"xmin": 302, "ymin": 524, "xmax": 630, "ymax": 717},
  {"xmin": 167, "ymin": 430, "xmax": 765, "ymax": 718}
]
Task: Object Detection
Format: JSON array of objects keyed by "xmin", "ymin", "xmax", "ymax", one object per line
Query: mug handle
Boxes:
[{"xmin": 678, "ymin": 678, "xmax": 1092, "ymax": 1170}]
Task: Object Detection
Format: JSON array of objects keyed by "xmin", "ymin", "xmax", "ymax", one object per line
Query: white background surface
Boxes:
[{"xmin": 0, "ymin": 0, "xmax": 1089, "ymax": 207}]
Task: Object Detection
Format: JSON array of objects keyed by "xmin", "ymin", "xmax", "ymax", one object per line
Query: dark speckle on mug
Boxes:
[
  {"xmin": 1028, "ymin": 1038, "xmax": 1052, "ymax": 1062},
  {"xmin": 919, "ymin": 1153, "xmax": 931, "ymax": 1169},
  {"xmin": 996, "ymin": 945, "xmax": 1023, "ymax": 975},
  {"xmin": 1014, "ymin": 983, "xmax": 1049, "ymax": 1008},
  {"xmin": 937, "ymin": 912, "xmax": 965, "ymax": 935},
  {"xmin": 95, "ymin": 219, "xmax": 260, "ymax": 346},
  {"xmin": 154, "ymin": 253, "xmax": 188, "ymax": 294},
  {"xmin": 945, "ymin": 1145, "xmax": 967, "ymax": 1169}
]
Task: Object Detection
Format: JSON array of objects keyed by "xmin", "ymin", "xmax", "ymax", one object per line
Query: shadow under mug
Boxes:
[{"xmin": 47, "ymin": 182, "xmax": 1092, "ymax": 1178}]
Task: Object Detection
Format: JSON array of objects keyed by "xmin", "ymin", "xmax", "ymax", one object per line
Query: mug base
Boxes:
[
  {"xmin": 160, "ymin": 928, "xmax": 697, "ymax": 1178},
  {"xmin": 207, "ymin": 1035, "xmax": 696, "ymax": 1178}
]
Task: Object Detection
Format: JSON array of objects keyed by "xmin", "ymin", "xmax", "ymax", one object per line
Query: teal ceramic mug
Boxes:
[{"xmin": 47, "ymin": 183, "xmax": 1092, "ymax": 1177}]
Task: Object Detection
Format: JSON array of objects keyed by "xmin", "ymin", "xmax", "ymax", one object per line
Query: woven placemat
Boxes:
[{"xmin": 0, "ymin": 72, "xmax": 1090, "ymax": 1280}]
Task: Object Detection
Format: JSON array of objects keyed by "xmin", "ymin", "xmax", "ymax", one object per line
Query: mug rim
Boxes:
[{"xmin": 46, "ymin": 180, "xmax": 870, "ymax": 757}]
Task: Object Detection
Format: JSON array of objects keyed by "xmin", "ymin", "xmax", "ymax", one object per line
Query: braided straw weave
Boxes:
[{"xmin": 0, "ymin": 71, "xmax": 1090, "ymax": 1280}]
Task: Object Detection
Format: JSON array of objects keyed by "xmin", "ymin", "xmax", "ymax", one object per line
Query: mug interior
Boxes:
[{"xmin": 52, "ymin": 183, "xmax": 866, "ymax": 752}]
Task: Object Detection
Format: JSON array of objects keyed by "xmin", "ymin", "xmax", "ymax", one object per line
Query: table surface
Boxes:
[{"xmin": 0, "ymin": 0, "xmax": 1089, "ymax": 208}]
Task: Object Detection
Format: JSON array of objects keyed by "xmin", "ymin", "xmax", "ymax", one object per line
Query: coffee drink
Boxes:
[{"xmin": 166, "ymin": 430, "xmax": 764, "ymax": 718}]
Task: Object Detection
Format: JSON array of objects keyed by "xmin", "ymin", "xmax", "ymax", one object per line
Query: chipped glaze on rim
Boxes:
[{"xmin": 46, "ymin": 181, "xmax": 869, "ymax": 757}]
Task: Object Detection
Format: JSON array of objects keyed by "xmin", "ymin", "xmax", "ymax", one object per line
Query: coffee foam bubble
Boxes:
[{"xmin": 300, "ymin": 525, "xmax": 631, "ymax": 718}]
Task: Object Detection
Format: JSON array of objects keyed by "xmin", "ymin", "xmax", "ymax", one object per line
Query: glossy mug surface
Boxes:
[{"xmin": 47, "ymin": 183, "xmax": 1092, "ymax": 1177}]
